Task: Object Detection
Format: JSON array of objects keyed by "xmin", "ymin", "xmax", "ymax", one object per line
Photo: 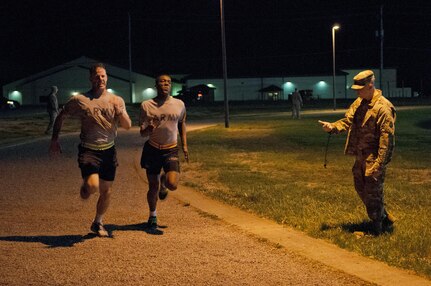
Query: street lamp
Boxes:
[{"xmin": 332, "ymin": 24, "xmax": 340, "ymax": 110}]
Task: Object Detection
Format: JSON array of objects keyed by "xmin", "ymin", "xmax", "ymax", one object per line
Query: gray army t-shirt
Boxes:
[
  {"xmin": 140, "ymin": 96, "xmax": 186, "ymax": 145},
  {"xmin": 63, "ymin": 92, "xmax": 126, "ymax": 148}
]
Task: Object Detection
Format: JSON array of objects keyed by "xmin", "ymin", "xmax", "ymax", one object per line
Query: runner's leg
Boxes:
[
  {"xmin": 165, "ymin": 171, "xmax": 179, "ymax": 190},
  {"xmin": 96, "ymin": 178, "xmax": 113, "ymax": 222},
  {"xmin": 82, "ymin": 173, "xmax": 99, "ymax": 196},
  {"xmin": 147, "ymin": 173, "xmax": 160, "ymax": 214}
]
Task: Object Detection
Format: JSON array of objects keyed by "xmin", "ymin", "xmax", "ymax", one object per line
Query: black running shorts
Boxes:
[
  {"xmin": 77, "ymin": 145, "xmax": 118, "ymax": 181},
  {"xmin": 140, "ymin": 141, "xmax": 180, "ymax": 175}
]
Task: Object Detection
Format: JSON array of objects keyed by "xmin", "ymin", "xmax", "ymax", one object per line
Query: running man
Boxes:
[
  {"xmin": 49, "ymin": 63, "xmax": 132, "ymax": 237},
  {"xmin": 139, "ymin": 74, "xmax": 188, "ymax": 229}
]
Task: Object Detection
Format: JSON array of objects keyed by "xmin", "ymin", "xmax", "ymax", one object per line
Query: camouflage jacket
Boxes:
[{"xmin": 331, "ymin": 89, "xmax": 396, "ymax": 174}]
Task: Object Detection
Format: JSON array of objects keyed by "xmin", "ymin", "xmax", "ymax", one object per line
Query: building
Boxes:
[
  {"xmin": 183, "ymin": 68, "xmax": 411, "ymax": 102},
  {"xmin": 2, "ymin": 56, "xmax": 182, "ymax": 106},
  {"xmin": 3, "ymin": 57, "xmax": 412, "ymax": 106}
]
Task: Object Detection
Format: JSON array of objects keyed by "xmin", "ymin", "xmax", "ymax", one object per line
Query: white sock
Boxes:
[
  {"xmin": 94, "ymin": 214, "xmax": 103, "ymax": 224},
  {"xmin": 150, "ymin": 210, "xmax": 157, "ymax": 217}
]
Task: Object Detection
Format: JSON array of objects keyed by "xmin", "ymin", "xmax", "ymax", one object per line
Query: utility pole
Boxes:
[
  {"xmin": 128, "ymin": 11, "xmax": 133, "ymax": 103},
  {"xmin": 220, "ymin": 0, "xmax": 230, "ymax": 128},
  {"xmin": 379, "ymin": 4, "xmax": 384, "ymax": 90}
]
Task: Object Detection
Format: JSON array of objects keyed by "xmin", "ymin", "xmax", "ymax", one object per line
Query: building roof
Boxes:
[
  {"xmin": 182, "ymin": 70, "xmax": 349, "ymax": 81},
  {"xmin": 258, "ymin": 85, "xmax": 283, "ymax": 92},
  {"xmin": 4, "ymin": 56, "xmax": 147, "ymax": 87}
]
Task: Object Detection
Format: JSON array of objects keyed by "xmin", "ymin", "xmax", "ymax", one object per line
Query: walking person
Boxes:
[
  {"xmin": 318, "ymin": 70, "xmax": 396, "ymax": 235},
  {"xmin": 291, "ymin": 88, "xmax": 303, "ymax": 119},
  {"xmin": 49, "ymin": 63, "xmax": 132, "ymax": 237},
  {"xmin": 45, "ymin": 86, "xmax": 59, "ymax": 135},
  {"xmin": 139, "ymin": 74, "xmax": 188, "ymax": 229}
]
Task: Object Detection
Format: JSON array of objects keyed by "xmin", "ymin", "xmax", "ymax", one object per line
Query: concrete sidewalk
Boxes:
[{"xmin": 169, "ymin": 185, "xmax": 431, "ymax": 286}]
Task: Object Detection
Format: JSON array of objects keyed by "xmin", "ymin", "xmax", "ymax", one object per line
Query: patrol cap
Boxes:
[{"xmin": 351, "ymin": 70, "xmax": 374, "ymax": 90}]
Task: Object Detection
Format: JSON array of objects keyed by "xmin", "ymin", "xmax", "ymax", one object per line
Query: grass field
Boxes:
[
  {"xmin": 180, "ymin": 106, "xmax": 431, "ymax": 279},
  {"xmin": 1, "ymin": 104, "xmax": 430, "ymax": 279}
]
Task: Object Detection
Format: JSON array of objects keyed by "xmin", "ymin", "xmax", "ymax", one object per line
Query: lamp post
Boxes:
[
  {"xmin": 128, "ymin": 11, "xmax": 133, "ymax": 104},
  {"xmin": 332, "ymin": 24, "xmax": 340, "ymax": 110},
  {"xmin": 219, "ymin": 0, "xmax": 229, "ymax": 128}
]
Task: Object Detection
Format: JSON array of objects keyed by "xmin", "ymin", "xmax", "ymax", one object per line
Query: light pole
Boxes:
[
  {"xmin": 332, "ymin": 24, "xmax": 340, "ymax": 110},
  {"xmin": 128, "ymin": 11, "xmax": 133, "ymax": 104},
  {"xmin": 219, "ymin": 0, "xmax": 229, "ymax": 128}
]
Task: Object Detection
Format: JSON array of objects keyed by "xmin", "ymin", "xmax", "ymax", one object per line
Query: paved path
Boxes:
[{"xmin": 0, "ymin": 121, "xmax": 429, "ymax": 285}]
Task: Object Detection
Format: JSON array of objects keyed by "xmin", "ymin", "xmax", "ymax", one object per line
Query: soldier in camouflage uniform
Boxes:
[
  {"xmin": 318, "ymin": 70, "xmax": 396, "ymax": 235},
  {"xmin": 291, "ymin": 88, "xmax": 303, "ymax": 119}
]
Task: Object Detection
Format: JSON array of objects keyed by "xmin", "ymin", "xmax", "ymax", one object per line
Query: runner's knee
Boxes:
[
  {"xmin": 84, "ymin": 182, "xmax": 99, "ymax": 194},
  {"xmin": 165, "ymin": 181, "xmax": 178, "ymax": 191},
  {"xmin": 165, "ymin": 172, "xmax": 179, "ymax": 190}
]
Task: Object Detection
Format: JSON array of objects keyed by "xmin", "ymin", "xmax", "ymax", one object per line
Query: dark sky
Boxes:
[{"xmin": 1, "ymin": 0, "xmax": 431, "ymax": 93}]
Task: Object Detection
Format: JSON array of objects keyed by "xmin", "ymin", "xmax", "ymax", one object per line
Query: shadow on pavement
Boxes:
[
  {"xmin": 106, "ymin": 222, "xmax": 166, "ymax": 236},
  {"xmin": 0, "ymin": 233, "xmax": 97, "ymax": 248}
]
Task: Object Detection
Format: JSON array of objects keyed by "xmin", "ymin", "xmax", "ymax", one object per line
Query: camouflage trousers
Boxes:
[
  {"xmin": 292, "ymin": 104, "xmax": 301, "ymax": 119},
  {"xmin": 352, "ymin": 156, "xmax": 386, "ymax": 222}
]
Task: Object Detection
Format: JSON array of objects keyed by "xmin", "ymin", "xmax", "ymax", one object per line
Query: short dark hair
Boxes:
[
  {"xmin": 90, "ymin": 63, "xmax": 106, "ymax": 75},
  {"xmin": 155, "ymin": 73, "xmax": 171, "ymax": 84}
]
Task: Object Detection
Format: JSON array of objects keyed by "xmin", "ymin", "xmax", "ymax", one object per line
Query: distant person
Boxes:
[
  {"xmin": 45, "ymin": 86, "xmax": 59, "ymax": 135},
  {"xmin": 318, "ymin": 70, "xmax": 396, "ymax": 236},
  {"xmin": 291, "ymin": 88, "xmax": 303, "ymax": 119},
  {"xmin": 139, "ymin": 74, "xmax": 188, "ymax": 229},
  {"xmin": 49, "ymin": 63, "xmax": 132, "ymax": 237}
]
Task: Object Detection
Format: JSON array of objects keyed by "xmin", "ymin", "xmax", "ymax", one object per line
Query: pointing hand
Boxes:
[{"xmin": 318, "ymin": 120, "xmax": 333, "ymax": 133}]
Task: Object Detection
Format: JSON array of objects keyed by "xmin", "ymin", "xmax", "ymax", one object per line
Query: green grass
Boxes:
[
  {"xmin": 181, "ymin": 106, "xmax": 431, "ymax": 279},
  {"xmin": 0, "ymin": 114, "xmax": 81, "ymax": 146}
]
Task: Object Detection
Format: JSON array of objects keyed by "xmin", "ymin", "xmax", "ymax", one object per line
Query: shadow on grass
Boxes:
[
  {"xmin": 105, "ymin": 222, "xmax": 167, "ymax": 236},
  {"xmin": 320, "ymin": 220, "xmax": 394, "ymax": 235},
  {"xmin": 0, "ymin": 233, "xmax": 97, "ymax": 248},
  {"xmin": 416, "ymin": 119, "xmax": 431, "ymax": 130}
]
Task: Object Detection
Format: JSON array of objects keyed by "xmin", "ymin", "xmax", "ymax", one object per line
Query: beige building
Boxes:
[
  {"xmin": 184, "ymin": 68, "xmax": 411, "ymax": 102},
  {"xmin": 2, "ymin": 56, "xmax": 182, "ymax": 106},
  {"xmin": 3, "ymin": 57, "xmax": 411, "ymax": 105}
]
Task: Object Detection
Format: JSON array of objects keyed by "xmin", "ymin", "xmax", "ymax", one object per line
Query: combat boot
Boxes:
[
  {"xmin": 383, "ymin": 210, "xmax": 396, "ymax": 231},
  {"xmin": 371, "ymin": 220, "xmax": 382, "ymax": 236}
]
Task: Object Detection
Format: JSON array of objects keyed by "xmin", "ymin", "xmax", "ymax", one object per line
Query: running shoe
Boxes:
[
  {"xmin": 91, "ymin": 222, "xmax": 109, "ymax": 237},
  {"xmin": 147, "ymin": 216, "xmax": 158, "ymax": 228}
]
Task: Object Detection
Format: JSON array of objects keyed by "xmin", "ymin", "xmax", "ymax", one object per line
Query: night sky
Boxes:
[{"xmin": 1, "ymin": 0, "xmax": 431, "ymax": 94}]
